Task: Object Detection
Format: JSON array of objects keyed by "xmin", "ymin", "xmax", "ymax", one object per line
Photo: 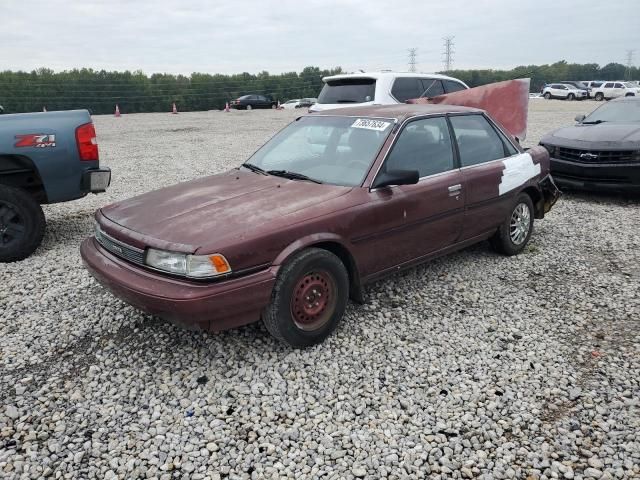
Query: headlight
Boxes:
[
  {"xmin": 540, "ymin": 143, "xmax": 557, "ymax": 157},
  {"xmin": 145, "ymin": 248, "xmax": 231, "ymax": 278}
]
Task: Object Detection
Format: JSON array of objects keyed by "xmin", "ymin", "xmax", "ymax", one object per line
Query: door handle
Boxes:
[{"xmin": 448, "ymin": 184, "xmax": 462, "ymax": 193}]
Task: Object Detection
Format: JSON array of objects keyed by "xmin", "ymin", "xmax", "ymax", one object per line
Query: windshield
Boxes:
[
  {"xmin": 584, "ymin": 100, "xmax": 640, "ymax": 123},
  {"xmin": 245, "ymin": 115, "xmax": 393, "ymax": 186},
  {"xmin": 317, "ymin": 78, "xmax": 376, "ymax": 104}
]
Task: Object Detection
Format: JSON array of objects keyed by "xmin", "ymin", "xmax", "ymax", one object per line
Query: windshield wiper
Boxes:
[
  {"xmin": 241, "ymin": 163, "xmax": 268, "ymax": 175},
  {"xmin": 582, "ymin": 120, "xmax": 606, "ymax": 124},
  {"xmin": 335, "ymin": 99, "xmax": 358, "ymax": 103},
  {"xmin": 267, "ymin": 170, "xmax": 323, "ymax": 184}
]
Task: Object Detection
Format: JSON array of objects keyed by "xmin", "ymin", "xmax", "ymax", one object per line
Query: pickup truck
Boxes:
[{"xmin": 0, "ymin": 109, "xmax": 111, "ymax": 262}]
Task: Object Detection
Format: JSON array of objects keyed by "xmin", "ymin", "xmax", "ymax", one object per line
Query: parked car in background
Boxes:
[
  {"xmin": 0, "ymin": 109, "xmax": 110, "ymax": 262},
  {"xmin": 542, "ymin": 83, "xmax": 588, "ymax": 101},
  {"xmin": 560, "ymin": 81, "xmax": 591, "ymax": 98},
  {"xmin": 298, "ymin": 98, "xmax": 317, "ymax": 108},
  {"xmin": 81, "ymin": 103, "xmax": 559, "ymax": 347},
  {"xmin": 592, "ymin": 82, "xmax": 640, "ymax": 101},
  {"xmin": 540, "ymin": 96, "xmax": 640, "ymax": 193},
  {"xmin": 230, "ymin": 94, "xmax": 277, "ymax": 110},
  {"xmin": 309, "ymin": 71, "xmax": 469, "ymax": 112},
  {"xmin": 281, "ymin": 99, "xmax": 301, "ymax": 110}
]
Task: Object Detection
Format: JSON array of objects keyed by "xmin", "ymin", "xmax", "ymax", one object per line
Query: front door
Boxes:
[{"xmin": 354, "ymin": 116, "xmax": 464, "ymax": 277}]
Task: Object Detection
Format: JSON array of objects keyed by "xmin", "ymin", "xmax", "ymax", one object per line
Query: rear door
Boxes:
[
  {"xmin": 448, "ymin": 113, "xmax": 519, "ymax": 240},
  {"xmin": 390, "ymin": 77, "xmax": 423, "ymax": 102},
  {"xmin": 420, "ymin": 78, "xmax": 445, "ymax": 98},
  {"xmin": 359, "ymin": 116, "xmax": 463, "ymax": 273},
  {"xmin": 612, "ymin": 83, "xmax": 625, "ymax": 98}
]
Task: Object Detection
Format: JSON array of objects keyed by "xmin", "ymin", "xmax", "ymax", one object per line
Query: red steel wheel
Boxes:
[{"xmin": 290, "ymin": 271, "xmax": 337, "ymax": 331}]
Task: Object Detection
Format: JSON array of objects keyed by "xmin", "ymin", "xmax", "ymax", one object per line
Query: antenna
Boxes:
[
  {"xmin": 443, "ymin": 36, "xmax": 455, "ymax": 72},
  {"xmin": 408, "ymin": 48, "xmax": 417, "ymax": 73}
]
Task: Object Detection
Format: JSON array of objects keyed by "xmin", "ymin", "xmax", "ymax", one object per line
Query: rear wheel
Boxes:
[
  {"xmin": 567, "ymin": 93, "xmax": 575, "ymax": 101},
  {"xmin": 595, "ymin": 92, "xmax": 604, "ymax": 101},
  {"xmin": 262, "ymin": 248, "xmax": 349, "ymax": 348},
  {"xmin": 0, "ymin": 185, "xmax": 46, "ymax": 262},
  {"xmin": 490, "ymin": 193, "xmax": 534, "ymax": 256},
  {"xmin": 544, "ymin": 92, "xmax": 551, "ymax": 100},
  {"xmin": 246, "ymin": 104, "xmax": 253, "ymax": 111}
]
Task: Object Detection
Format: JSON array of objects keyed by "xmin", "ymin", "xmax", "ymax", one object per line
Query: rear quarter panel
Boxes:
[{"xmin": 0, "ymin": 109, "xmax": 97, "ymax": 203}]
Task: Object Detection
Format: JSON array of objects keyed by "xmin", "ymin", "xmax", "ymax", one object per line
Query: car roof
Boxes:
[
  {"xmin": 322, "ymin": 71, "xmax": 465, "ymax": 83},
  {"xmin": 304, "ymin": 103, "xmax": 483, "ymax": 121}
]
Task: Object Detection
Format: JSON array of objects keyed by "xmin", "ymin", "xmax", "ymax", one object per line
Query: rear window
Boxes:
[
  {"xmin": 318, "ymin": 78, "xmax": 376, "ymax": 104},
  {"xmin": 442, "ymin": 80, "xmax": 466, "ymax": 93}
]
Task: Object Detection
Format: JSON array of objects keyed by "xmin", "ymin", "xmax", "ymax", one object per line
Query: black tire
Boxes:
[
  {"xmin": 490, "ymin": 193, "xmax": 534, "ymax": 256},
  {"xmin": 625, "ymin": 93, "xmax": 634, "ymax": 97},
  {"xmin": 246, "ymin": 104, "xmax": 252, "ymax": 111},
  {"xmin": 544, "ymin": 92, "xmax": 551, "ymax": 100},
  {"xmin": 567, "ymin": 93, "xmax": 575, "ymax": 101},
  {"xmin": 262, "ymin": 248, "xmax": 349, "ymax": 348},
  {"xmin": 0, "ymin": 185, "xmax": 46, "ymax": 262},
  {"xmin": 595, "ymin": 92, "xmax": 604, "ymax": 101}
]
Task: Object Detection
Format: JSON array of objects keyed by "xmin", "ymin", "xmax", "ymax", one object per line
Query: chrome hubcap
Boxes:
[{"xmin": 509, "ymin": 203, "xmax": 531, "ymax": 245}]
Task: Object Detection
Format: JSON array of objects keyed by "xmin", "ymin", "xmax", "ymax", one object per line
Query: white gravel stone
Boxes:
[{"xmin": 0, "ymin": 102, "xmax": 639, "ymax": 479}]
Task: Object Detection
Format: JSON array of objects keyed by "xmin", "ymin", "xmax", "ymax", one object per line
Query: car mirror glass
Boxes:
[{"xmin": 575, "ymin": 114, "xmax": 586, "ymax": 123}]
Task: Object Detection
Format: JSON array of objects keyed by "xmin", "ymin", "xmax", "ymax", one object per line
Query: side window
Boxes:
[
  {"xmin": 604, "ymin": 83, "xmax": 614, "ymax": 88},
  {"xmin": 383, "ymin": 117, "xmax": 454, "ymax": 177},
  {"xmin": 442, "ymin": 80, "xmax": 466, "ymax": 93},
  {"xmin": 391, "ymin": 78, "xmax": 422, "ymax": 102},
  {"xmin": 592, "ymin": 82, "xmax": 602, "ymax": 88},
  {"xmin": 614, "ymin": 83, "xmax": 623, "ymax": 88},
  {"xmin": 450, "ymin": 115, "xmax": 507, "ymax": 167},
  {"xmin": 420, "ymin": 79, "xmax": 445, "ymax": 97}
]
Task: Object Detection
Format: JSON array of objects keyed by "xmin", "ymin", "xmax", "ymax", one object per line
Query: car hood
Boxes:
[
  {"xmin": 542, "ymin": 123, "xmax": 640, "ymax": 149},
  {"xmin": 100, "ymin": 169, "xmax": 352, "ymax": 252}
]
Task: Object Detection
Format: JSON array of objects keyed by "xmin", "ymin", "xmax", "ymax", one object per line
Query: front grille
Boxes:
[
  {"xmin": 95, "ymin": 228, "xmax": 145, "ymax": 266},
  {"xmin": 557, "ymin": 147, "xmax": 637, "ymax": 164}
]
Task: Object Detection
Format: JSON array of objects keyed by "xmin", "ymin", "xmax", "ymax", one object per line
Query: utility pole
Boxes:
[
  {"xmin": 625, "ymin": 49, "xmax": 635, "ymax": 80},
  {"xmin": 443, "ymin": 36, "xmax": 454, "ymax": 72},
  {"xmin": 408, "ymin": 48, "xmax": 417, "ymax": 72}
]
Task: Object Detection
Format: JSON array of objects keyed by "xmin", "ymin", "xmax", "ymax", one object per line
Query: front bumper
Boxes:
[
  {"xmin": 80, "ymin": 237, "xmax": 277, "ymax": 331},
  {"xmin": 82, "ymin": 168, "xmax": 111, "ymax": 193},
  {"xmin": 550, "ymin": 158, "xmax": 640, "ymax": 193}
]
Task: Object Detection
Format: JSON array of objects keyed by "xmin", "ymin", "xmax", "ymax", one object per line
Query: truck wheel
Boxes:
[
  {"xmin": 0, "ymin": 185, "xmax": 46, "ymax": 262},
  {"xmin": 595, "ymin": 92, "xmax": 604, "ymax": 101},
  {"xmin": 262, "ymin": 248, "xmax": 349, "ymax": 348},
  {"xmin": 489, "ymin": 193, "xmax": 534, "ymax": 256}
]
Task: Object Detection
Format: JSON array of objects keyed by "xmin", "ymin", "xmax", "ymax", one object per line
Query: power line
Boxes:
[
  {"xmin": 442, "ymin": 36, "xmax": 454, "ymax": 72},
  {"xmin": 407, "ymin": 48, "xmax": 418, "ymax": 73},
  {"xmin": 625, "ymin": 49, "xmax": 635, "ymax": 80}
]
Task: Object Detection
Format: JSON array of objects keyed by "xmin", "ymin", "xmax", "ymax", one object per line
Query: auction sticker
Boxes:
[{"xmin": 351, "ymin": 118, "xmax": 391, "ymax": 131}]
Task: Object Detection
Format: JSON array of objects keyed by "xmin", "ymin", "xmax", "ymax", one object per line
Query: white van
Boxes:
[{"xmin": 309, "ymin": 72, "xmax": 469, "ymax": 112}]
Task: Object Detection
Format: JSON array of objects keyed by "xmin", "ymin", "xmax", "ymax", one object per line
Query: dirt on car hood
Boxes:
[
  {"xmin": 543, "ymin": 123, "xmax": 640, "ymax": 149},
  {"xmin": 100, "ymin": 169, "xmax": 351, "ymax": 251}
]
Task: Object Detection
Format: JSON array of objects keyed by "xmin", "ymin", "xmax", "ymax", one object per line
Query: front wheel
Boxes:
[
  {"xmin": 490, "ymin": 193, "xmax": 534, "ymax": 256},
  {"xmin": 544, "ymin": 92, "xmax": 551, "ymax": 99},
  {"xmin": 567, "ymin": 93, "xmax": 575, "ymax": 101},
  {"xmin": 0, "ymin": 185, "xmax": 46, "ymax": 262},
  {"xmin": 262, "ymin": 248, "xmax": 349, "ymax": 348},
  {"xmin": 595, "ymin": 92, "xmax": 604, "ymax": 101}
]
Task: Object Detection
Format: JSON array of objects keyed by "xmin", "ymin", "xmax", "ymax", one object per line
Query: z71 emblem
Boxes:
[{"xmin": 15, "ymin": 134, "xmax": 56, "ymax": 148}]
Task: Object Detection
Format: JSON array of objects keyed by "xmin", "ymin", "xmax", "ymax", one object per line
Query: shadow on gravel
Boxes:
[{"xmin": 560, "ymin": 189, "xmax": 640, "ymax": 206}]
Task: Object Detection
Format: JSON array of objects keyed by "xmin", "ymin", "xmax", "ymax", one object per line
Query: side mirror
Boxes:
[
  {"xmin": 373, "ymin": 169, "xmax": 420, "ymax": 189},
  {"xmin": 575, "ymin": 114, "xmax": 586, "ymax": 123}
]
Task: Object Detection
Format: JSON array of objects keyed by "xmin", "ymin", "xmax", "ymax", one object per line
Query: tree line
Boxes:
[{"xmin": 0, "ymin": 61, "xmax": 638, "ymax": 115}]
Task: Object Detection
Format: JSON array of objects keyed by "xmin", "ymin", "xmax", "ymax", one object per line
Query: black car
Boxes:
[
  {"xmin": 540, "ymin": 97, "xmax": 640, "ymax": 193},
  {"xmin": 230, "ymin": 94, "xmax": 277, "ymax": 110}
]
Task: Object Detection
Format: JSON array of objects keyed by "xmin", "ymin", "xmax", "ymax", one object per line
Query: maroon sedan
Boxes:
[{"xmin": 81, "ymin": 104, "xmax": 560, "ymax": 347}]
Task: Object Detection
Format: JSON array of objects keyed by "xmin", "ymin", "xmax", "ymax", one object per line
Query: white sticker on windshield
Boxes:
[{"xmin": 351, "ymin": 118, "xmax": 391, "ymax": 131}]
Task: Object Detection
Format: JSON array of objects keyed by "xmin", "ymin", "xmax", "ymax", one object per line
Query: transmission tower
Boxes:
[
  {"xmin": 625, "ymin": 49, "xmax": 635, "ymax": 80},
  {"xmin": 408, "ymin": 48, "xmax": 417, "ymax": 72},
  {"xmin": 443, "ymin": 36, "xmax": 455, "ymax": 71}
]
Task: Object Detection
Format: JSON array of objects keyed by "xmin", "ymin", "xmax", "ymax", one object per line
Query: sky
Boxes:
[{"xmin": 1, "ymin": 0, "xmax": 638, "ymax": 75}]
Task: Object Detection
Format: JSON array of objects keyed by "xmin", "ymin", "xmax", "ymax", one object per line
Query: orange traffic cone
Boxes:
[
  {"xmin": 225, "ymin": 102, "xmax": 230, "ymax": 112},
  {"xmin": 172, "ymin": 103, "xmax": 178, "ymax": 114},
  {"xmin": 114, "ymin": 104, "xmax": 121, "ymax": 117}
]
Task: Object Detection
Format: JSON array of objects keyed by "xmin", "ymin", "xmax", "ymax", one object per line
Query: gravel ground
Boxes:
[{"xmin": 1, "ymin": 100, "xmax": 639, "ymax": 480}]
